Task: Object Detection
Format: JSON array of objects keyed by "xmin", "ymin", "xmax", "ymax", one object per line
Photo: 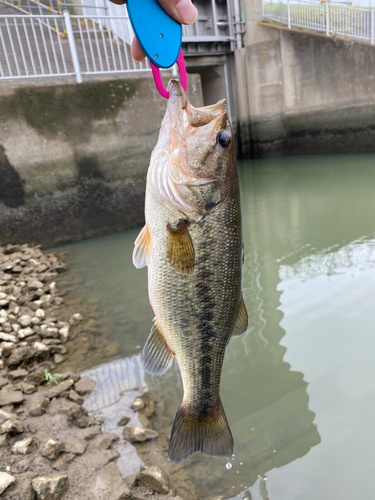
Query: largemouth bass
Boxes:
[{"xmin": 133, "ymin": 80, "xmax": 247, "ymax": 464}]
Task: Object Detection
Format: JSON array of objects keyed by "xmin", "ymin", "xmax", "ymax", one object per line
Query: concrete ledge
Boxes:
[
  {"xmin": 236, "ymin": 25, "xmax": 375, "ymax": 157},
  {"xmin": 0, "ymin": 74, "xmax": 203, "ymax": 247}
]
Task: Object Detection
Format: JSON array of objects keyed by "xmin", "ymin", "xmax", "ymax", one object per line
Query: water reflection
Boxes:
[{"xmin": 58, "ymin": 154, "xmax": 375, "ymax": 500}]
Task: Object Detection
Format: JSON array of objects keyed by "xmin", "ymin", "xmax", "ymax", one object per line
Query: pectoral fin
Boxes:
[
  {"xmin": 142, "ymin": 320, "xmax": 175, "ymax": 377},
  {"xmin": 133, "ymin": 224, "xmax": 151, "ymax": 269},
  {"xmin": 167, "ymin": 221, "xmax": 195, "ymax": 274},
  {"xmin": 232, "ymin": 296, "xmax": 248, "ymax": 336}
]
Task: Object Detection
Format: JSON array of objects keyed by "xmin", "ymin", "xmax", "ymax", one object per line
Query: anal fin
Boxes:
[
  {"xmin": 142, "ymin": 320, "xmax": 175, "ymax": 377},
  {"xmin": 232, "ymin": 295, "xmax": 248, "ymax": 337},
  {"xmin": 133, "ymin": 224, "xmax": 151, "ymax": 269},
  {"xmin": 167, "ymin": 220, "xmax": 195, "ymax": 274}
]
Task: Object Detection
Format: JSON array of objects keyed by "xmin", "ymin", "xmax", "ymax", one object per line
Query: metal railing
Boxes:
[
  {"xmin": 262, "ymin": 0, "xmax": 375, "ymax": 44},
  {"xmin": 0, "ymin": 12, "xmax": 150, "ymax": 81}
]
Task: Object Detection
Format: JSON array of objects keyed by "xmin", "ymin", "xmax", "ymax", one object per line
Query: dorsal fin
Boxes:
[
  {"xmin": 133, "ymin": 224, "xmax": 151, "ymax": 269},
  {"xmin": 142, "ymin": 320, "xmax": 175, "ymax": 377},
  {"xmin": 167, "ymin": 220, "xmax": 195, "ymax": 274},
  {"xmin": 232, "ymin": 296, "xmax": 248, "ymax": 336}
]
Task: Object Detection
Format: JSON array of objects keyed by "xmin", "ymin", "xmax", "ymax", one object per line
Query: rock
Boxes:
[
  {"xmin": 64, "ymin": 453, "xmax": 76, "ymax": 463},
  {"xmin": 35, "ymin": 308, "xmax": 46, "ymax": 320},
  {"xmin": 71, "ymin": 313, "xmax": 82, "ymax": 322},
  {"xmin": 138, "ymin": 413, "xmax": 150, "ymax": 428},
  {"xmin": 117, "ymin": 415, "xmax": 130, "ymax": 426},
  {"xmin": 33, "ymin": 342, "xmax": 50, "ymax": 355},
  {"xmin": 74, "ymin": 377, "xmax": 96, "ymax": 395},
  {"xmin": 59, "ymin": 371, "xmax": 80, "ymax": 382},
  {"xmin": 8, "ymin": 346, "xmax": 35, "ymax": 367},
  {"xmin": 32, "ymin": 475, "xmax": 68, "ymax": 500},
  {"xmin": 0, "ymin": 408, "xmax": 13, "ymax": 424},
  {"xmin": 26, "ymin": 363, "xmax": 54, "ymax": 385},
  {"xmin": 1, "ymin": 418, "xmax": 26, "ymax": 435},
  {"xmin": 52, "ymin": 456, "xmax": 67, "ymax": 472},
  {"xmin": 132, "ymin": 486, "xmax": 156, "ymax": 500},
  {"xmin": 87, "ymin": 462, "xmax": 131, "ymax": 500},
  {"xmin": 53, "ymin": 354, "xmax": 64, "ymax": 364},
  {"xmin": 28, "ymin": 280, "xmax": 43, "ymax": 290},
  {"xmin": 18, "ymin": 327, "xmax": 34, "ymax": 339},
  {"xmin": 83, "ymin": 449, "xmax": 120, "ymax": 471},
  {"xmin": 19, "ymin": 315, "xmax": 32, "ymax": 327},
  {"xmin": 7, "ymin": 471, "xmax": 35, "ymax": 500},
  {"xmin": 8, "ymin": 368, "xmax": 28, "ymax": 380},
  {"xmin": 93, "ymin": 433, "xmax": 119, "ymax": 450},
  {"xmin": 0, "ymin": 389, "xmax": 24, "ymax": 406},
  {"xmin": 4, "ymin": 244, "xmax": 20, "ymax": 254},
  {"xmin": 0, "ymin": 434, "xmax": 8, "ymax": 447},
  {"xmin": 47, "ymin": 379, "xmax": 74, "ymax": 399},
  {"xmin": 141, "ymin": 399, "xmax": 155, "ymax": 418},
  {"xmin": 125, "ymin": 474, "xmax": 137, "ymax": 489},
  {"xmin": 11, "ymin": 457, "xmax": 31, "ymax": 474},
  {"xmin": 1, "ymin": 341, "xmax": 15, "ymax": 357},
  {"xmin": 18, "ymin": 382, "xmax": 37, "ymax": 394},
  {"xmin": 0, "ymin": 471, "xmax": 16, "ymax": 495},
  {"xmin": 37, "ymin": 433, "xmax": 65, "ymax": 460},
  {"xmin": 81, "ymin": 425, "xmax": 101, "ymax": 440},
  {"xmin": 0, "ymin": 332, "xmax": 18, "ymax": 342},
  {"xmin": 139, "ymin": 465, "xmax": 169, "ymax": 494},
  {"xmin": 11, "ymin": 436, "xmax": 33, "ymax": 454},
  {"xmin": 0, "ymin": 376, "xmax": 8, "ymax": 388},
  {"xmin": 68, "ymin": 389, "xmax": 83, "ymax": 405},
  {"xmin": 131, "ymin": 396, "xmax": 145, "ymax": 412},
  {"xmin": 44, "ymin": 327, "xmax": 59, "ymax": 339},
  {"xmin": 49, "ymin": 398, "xmax": 80, "ymax": 417},
  {"xmin": 29, "ymin": 398, "xmax": 49, "ymax": 416},
  {"xmin": 69, "ymin": 412, "xmax": 90, "ymax": 428},
  {"xmin": 63, "ymin": 438, "xmax": 87, "ymax": 455},
  {"xmin": 122, "ymin": 426, "xmax": 158, "ymax": 443},
  {"xmin": 58, "ymin": 327, "xmax": 69, "ymax": 343}
]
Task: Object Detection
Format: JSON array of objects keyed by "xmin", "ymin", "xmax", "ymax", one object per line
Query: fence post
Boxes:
[
  {"xmin": 287, "ymin": 0, "xmax": 291, "ymax": 28},
  {"xmin": 372, "ymin": 8, "xmax": 374, "ymax": 45},
  {"xmin": 63, "ymin": 10, "xmax": 82, "ymax": 84},
  {"xmin": 326, "ymin": 2, "xmax": 329, "ymax": 36}
]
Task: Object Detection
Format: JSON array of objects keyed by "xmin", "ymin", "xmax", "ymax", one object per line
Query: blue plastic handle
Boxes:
[{"xmin": 127, "ymin": 0, "xmax": 182, "ymax": 69}]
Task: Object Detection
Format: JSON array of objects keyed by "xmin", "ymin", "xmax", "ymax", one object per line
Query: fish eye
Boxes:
[{"xmin": 218, "ymin": 132, "xmax": 231, "ymax": 148}]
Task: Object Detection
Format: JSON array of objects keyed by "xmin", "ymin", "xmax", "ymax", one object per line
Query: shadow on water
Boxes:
[{"xmin": 57, "ymin": 154, "xmax": 375, "ymax": 500}]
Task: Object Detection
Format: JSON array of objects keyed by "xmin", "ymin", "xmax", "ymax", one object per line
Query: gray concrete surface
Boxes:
[
  {"xmin": 0, "ymin": 73, "xmax": 203, "ymax": 246},
  {"xmin": 234, "ymin": 23, "xmax": 375, "ymax": 157}
]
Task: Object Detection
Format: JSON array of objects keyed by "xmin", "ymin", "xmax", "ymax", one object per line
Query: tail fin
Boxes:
[{"xmin": 168, "ymin": 400, "xmax": 233, "ymax": 464}]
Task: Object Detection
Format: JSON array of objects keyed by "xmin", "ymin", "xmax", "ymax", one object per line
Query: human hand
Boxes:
[{"xmin": 108, "ymin": 0, "xmax": 198, "ymax": 62}]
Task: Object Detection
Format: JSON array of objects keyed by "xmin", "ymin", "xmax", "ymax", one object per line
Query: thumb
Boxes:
[{"xmin": 158, "ymin": 0, "xmax": 198, "ymax": 25}]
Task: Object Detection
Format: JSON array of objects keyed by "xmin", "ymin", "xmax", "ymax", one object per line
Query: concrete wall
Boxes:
[
  {"xmin": 234, "ymin": 24, "xmax": 375, "ymax": 157},
  {"xmin": 0, "ymin": 74, "xmax": 203, "ymax": 247}
]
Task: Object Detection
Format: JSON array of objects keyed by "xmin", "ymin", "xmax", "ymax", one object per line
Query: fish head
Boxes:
[{"xmin": 149, "ymin": 79, "xmax": 236, "ymax": 215}]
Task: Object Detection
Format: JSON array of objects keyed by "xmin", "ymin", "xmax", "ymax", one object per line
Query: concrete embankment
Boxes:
[
  {"xmin": 234, "ymin": 24, "xmax": 375, "ymax": 157},
  {"xmin": 0, "ymin": 74, "xmax": 203, "ymax": 247}
]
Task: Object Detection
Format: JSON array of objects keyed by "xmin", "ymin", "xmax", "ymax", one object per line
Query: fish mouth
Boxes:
[
  {"xmin": 167, "ymin": 79, "xmax": 227, "ymax": 131},
  {"xmin": 168, "ymin": 79, "xmax": 187, "ymax": 110}
]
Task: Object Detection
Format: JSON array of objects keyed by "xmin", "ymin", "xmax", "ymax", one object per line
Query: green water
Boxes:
[{"xmin": 58, "ymin": 154, "xmax": 375, "ymax": 500}]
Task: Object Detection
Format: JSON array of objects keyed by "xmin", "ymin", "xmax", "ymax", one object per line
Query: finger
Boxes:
[
  {"xmin": 131, "ymin": 37, "xmax": 146, "ymax": 62},
  {"xmin": 158, "ymin": 0, "xmax": 198, "ymax": 25}
]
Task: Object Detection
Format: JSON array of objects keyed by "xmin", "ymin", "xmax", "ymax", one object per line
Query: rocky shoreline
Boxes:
[{"xmin": 0, "ymin": 243, "xmax": 183, "ymax": 500}]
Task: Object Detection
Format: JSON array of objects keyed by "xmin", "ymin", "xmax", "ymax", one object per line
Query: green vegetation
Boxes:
[{"xmin": 42, "ymin": 370, "xmax": 63, "ymax": 387}]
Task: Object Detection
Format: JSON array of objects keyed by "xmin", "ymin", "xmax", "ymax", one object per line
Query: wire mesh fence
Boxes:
[{"xmin": 262, "ymin": 0, "xmax": 375, "ymax": 44}]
